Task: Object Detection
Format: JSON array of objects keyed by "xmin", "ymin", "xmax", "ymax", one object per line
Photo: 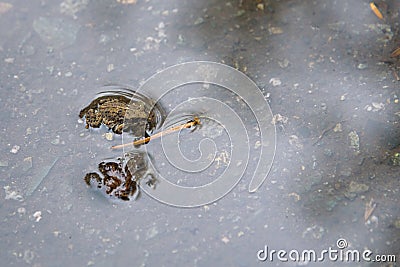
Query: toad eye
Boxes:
[{"xmin": 135, "ymin": 162, "xmax": 145, "ymax": 170}]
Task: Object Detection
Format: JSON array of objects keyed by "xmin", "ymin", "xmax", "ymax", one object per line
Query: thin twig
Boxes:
[
  {"xmin": 364, "ymin": 198, "xmax": 377, "ymax": 222},
  {"xmin": 111, "ymin": 117, "xmax": 200, "ymax": 149},
  {"xmin": 312, "ymin": 120, "xmax": 347, "ymax": 146}
]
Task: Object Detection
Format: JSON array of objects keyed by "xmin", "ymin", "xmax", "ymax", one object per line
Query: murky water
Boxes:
[{"xmin": 1, "ymin": 0, "xmax": 399, "ymax": 266}]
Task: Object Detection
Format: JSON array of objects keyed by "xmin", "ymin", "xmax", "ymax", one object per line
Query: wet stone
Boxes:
[
  {"xmin": 389, "ymin": 153, "xmax": 400, "ymax": 166},
  {"xmin": 348, "ymin": 130, "xmax": 360, "ymax": 153},
  {"xmin": 345, "ymin": 181, "xmax": 369, "ymax": 200},
  {"xmin": 348, "ymin": 181, "xmax": 369, "ymax": 193}
]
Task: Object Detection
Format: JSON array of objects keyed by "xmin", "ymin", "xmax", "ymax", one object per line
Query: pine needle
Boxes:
[{"xmin": 111, "ymin": 117, "xmax": 200, "ymax": 149}]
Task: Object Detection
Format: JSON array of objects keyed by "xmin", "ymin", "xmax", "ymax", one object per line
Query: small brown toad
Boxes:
[{"xmin": 79, "ymin": 90, "xmax": 159, "ymax": 136}]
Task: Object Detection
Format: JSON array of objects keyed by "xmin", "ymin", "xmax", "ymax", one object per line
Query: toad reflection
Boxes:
[{"xmin": 84, "ymin": 152, "xmax": 156, "ymax": 201}]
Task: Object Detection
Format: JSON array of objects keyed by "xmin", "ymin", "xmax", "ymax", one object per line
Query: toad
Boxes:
[
  {"xmin": 79, "ymin": 90, "xmax": 159, "ymax": 136},
  {"xmin": 84, "ymin": 151, "xmax": 155, "ymax": 201}
]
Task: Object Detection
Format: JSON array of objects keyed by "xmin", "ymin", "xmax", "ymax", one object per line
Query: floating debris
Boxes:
[
  {"xmin": 269, "ymin": 77, "xmax": 282, "ymax": 87},
  {"xmin": 214, "ymin": 150, "xmax": 229, "ymax": 168},
  {"xmin": 117, "ymin": 0, "xmax": 137, "ymax": 4},
  {"xmin": 33, "ymin": 211, "xmax": 42, "ymax": 222},
  {"xmin": 4, "ymin": 186, "xmax": 24, "ymax": 201},
  {"xmin": 288, "ymin": 192, "xmax": 301, "ymax": 202},
  {"xmin": 221, "ymin": 236, "xmax": 230, "ymax": 244},
  {"xmin": 333, "ymin": 123, "xmax": 342, "ymax": 132},
  {"xmin": 371, "ymin": 102, "xmax": 384, "ymax": 111},
  {"xmin": 364, "ymin": 198, "xmax": 377, "ymax": 222},
  {"xmin": 390, "ymin": 47, "xmax": 400, "ymax": 58},
  {"xmin": 106, "ymin": 63, "xmax": 115, "ymax": 72},
  {"xmin": 271, "ymin": 114, "xmax": 288, "ymax": 125},
  {"xmin": 10, "ymin": 145, "xmax": 20, "ymax": 154},
  {"xmin": 288, "ymin": 135, "xmax": 303, "ymax": 150},
  {"xmin": 103, "ymin": 132, "xmax": 114, "ymax": 141},
  {"xmin": 112, "ymin": 117, "xmax": 200, "ymax": 149},
  {"xmin": 4, "ymin": 57, "xmax": 14, "ymax": 63},
  {"xmin": 357, "ymin": 63, "xmax": 368, "ymax": 70},
  {"xmin": 364, "ymin": 102, "xmax": 384, "ymax": 112},
  {"xmin": 17, "ymin": 207, "xmax": 26, "ymax": 215},
  {"xmin": 268, "ymin": 26, "xmax": 283, "ymax": 35}
]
